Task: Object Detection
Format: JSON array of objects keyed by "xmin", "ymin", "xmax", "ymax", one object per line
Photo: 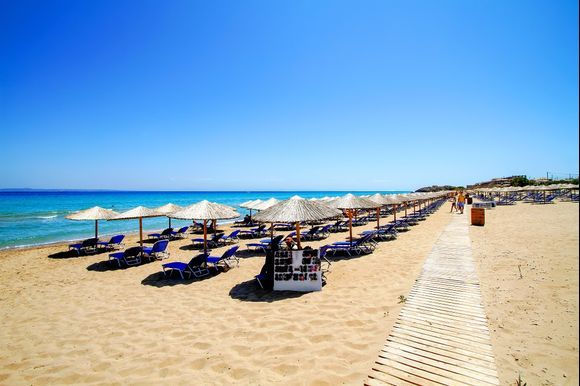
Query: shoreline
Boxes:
[{"xmin": 0, "ymin": 219, "xmax": 239, "ymax": 252}]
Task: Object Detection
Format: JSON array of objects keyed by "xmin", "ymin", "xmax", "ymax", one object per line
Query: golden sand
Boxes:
[{"xmin": 0, "ymin": 200, "xmax": 577, "ymax": 385}]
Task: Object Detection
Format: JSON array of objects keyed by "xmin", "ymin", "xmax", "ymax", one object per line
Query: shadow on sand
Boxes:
[
  {"xmin": 229, "ymin": 279, "xmax": 308, "ymax": 303},
  {"xmin": 86, "ymin": 258, "xmax": 157, "ymax": 272},
  {"xmin": 140, "ymin": 268, "xmax": 222, "ymax": 287},
  {"xmin": 48, "ymin": 250, "xmax": 108, "ymax": 259}
]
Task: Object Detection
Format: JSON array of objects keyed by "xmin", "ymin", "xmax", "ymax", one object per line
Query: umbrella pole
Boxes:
[
  {"xmin": 296, "ymin": 222, "xmax": 301, "ymax": 250},
  {"xmin": 543, "ymin": 191, "xmax": 546, "ymax": 204},
  {"xmin": 404, "ymin": 202, "xmax": 407, "ymax": 217},
  {"xmin": 271, "ymin": 222, "xmax": 274, "ymax": 241},
  {"xmin": 95, "ymin": 219, "xmax": 98, "ymax": 239},
  {"xmin": 348, "ymin": 210, "xmax": 353, "ymax": 247},
  {"xmin": 393, "ymin": 204, "xmax": 397, "ymax": 222},
  {"xmin": 169, "ymin": 217, "xmax": 172, "ymax": 229},
  {"xmin": 139, "ymin": 217, "xmax": 143, "ymax": 248},
  {"xmin": 376, "ymin": 207, "xmax": 380, "ymax": 230},
  {"xmin": 203, "ymin": 220, "xmax": 208, "ymax": 254}
]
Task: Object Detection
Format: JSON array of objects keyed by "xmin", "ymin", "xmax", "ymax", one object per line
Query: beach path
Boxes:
[{"xmin": 366, "ymin": 213, "xmax": 500, "ymax": 385}]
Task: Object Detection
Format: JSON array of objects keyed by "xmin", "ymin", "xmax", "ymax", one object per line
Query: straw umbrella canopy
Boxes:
[
  {"xmin": 367, "ymin": 193, "xmax": 392, "ymax": 230},
  {"xmin": 253, "ymin": 198, "xmax": 280, "ymax": 211},
  {"xmin": 327, "ymin": 193, "xmax": 379, "ymax": 246},
  {"xmin": 170, "ymin": 200, "xmax": 240, "ymax": 253},
  {"xmin": 240, "ymin": 199, "xmax": 263, "ymax": 220},
  {"xmin": 66, "ymin": 206, "xmax": 119, "ymax": 239},
  {"xmin": 382, "ymin": 194, "xmax": 406, "ymax": 222},
  {"xmin": 155, "ymin": 203, "xmax": 183, "ymax": 228},
  {"xmin": 110, "ymin": 206, "xmax": 164, "ymax": 248},
  {"xmin": 253, "ymin": 195, "xmax": 341, "ymax": 249}
]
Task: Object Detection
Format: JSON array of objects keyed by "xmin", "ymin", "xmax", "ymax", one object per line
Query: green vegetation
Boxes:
[
  {"xmin": 516, "ymin": 373, "xmax": 527, "ymax": 386},
  {"xmin": 510, "ymin": 176, "xmax": 531, "ymax": 187}
]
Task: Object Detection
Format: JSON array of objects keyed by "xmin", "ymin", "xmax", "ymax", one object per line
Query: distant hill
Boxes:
[{"xmin": 415, "ymin": 185, "xmax": 458, "ymax": 192}]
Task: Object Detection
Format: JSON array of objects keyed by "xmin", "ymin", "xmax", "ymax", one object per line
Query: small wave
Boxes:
[{"xmin": 38, "ymin": 215, "xmax": 58, "ymax": 219}]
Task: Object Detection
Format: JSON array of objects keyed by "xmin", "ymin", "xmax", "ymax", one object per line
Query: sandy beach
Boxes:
[
  {"xmin": 471, "ymin": 201, "xmax": 579, "ymax": 385},
  {"xmin": 0, "ymin": 200, "xmax": 578, "ymax": 385}
]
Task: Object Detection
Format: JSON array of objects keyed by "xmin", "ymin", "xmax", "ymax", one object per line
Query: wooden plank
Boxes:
[
  {"xmin": 394, "ymin": 321, "xmax": 494, "ymax": 347},
  {"xmin": 390, "ymin": 325, "xmax": 496, "ymax": 363},
  {"xmin": 385, "ymin": 339, "xmax": 499, "ymax": 376},
  {"xmin": 379, "ymin": 347, "xmax": 499, "ymax": 385},
  {"xmin": 393, "ymin": 323, "xmax": 493, "ymax": 351},
  {"xmin": 407, "ymin": 291, "xmax": 484, "ymax": 309},
  {"xmin": 367, "ymin": 369, "xmax": 418, "ymax": 386},
  {"xmin": 404, "ymin": 300, "xmax": 488, "ymax": 320},
  {"xmin": 405, "ymin": 296, "xmax": 485, "ymax": 314},
  {"xmin": 400, "ymin": 307, "xmax": 490, "ymax": 330},
  {"xmin": 403, "ymin": 303, "xmax": 489, "ymax": 323},
  {"xmin": 410, "ymin": 285, "xmax": 482, "ymax": 299},
  {"xmin": 395, "ymin": 318, "xmax": 492, "ymax": 343},
  {"xmin": 417, "ymin": 280, "xmax": 481, "ymax": 298},
  {"xmin": 372, "ymin": 361, "xmax": 449, "ymax": 386},
  {"xmin": 402, "ymin": 304, "xmax": 489, "ymax": 326},
  {"xmin": 390, "ymin": 327, "xmax": 495, "ymax": 357},
  {"xmin": 375, "ymin": 356, "xmax": 470, "ymax": 386}
]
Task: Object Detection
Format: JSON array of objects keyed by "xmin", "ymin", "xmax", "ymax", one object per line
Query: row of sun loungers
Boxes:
[
  {"xmin": 69, "ymin": 234, "xmax": 126, "ymax": 255},
  {"xmin": 322, "ymin": 199, "xmax": 445, "ymax": 257}
]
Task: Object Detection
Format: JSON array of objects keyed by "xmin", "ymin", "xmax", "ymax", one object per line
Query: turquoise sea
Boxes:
[{"xmin": 0, "ymin": 190, "xmax": 409, "ymax": 249}]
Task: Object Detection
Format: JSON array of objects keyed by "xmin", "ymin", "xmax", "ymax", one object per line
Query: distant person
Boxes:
[
  {"xmin": 243, "ymin": 214, "xmax": 251, "ymax": 225},
  {"xmin": 449, "ymin": 195, "xmax": 457, "ymax": 213},
  {"xmin": 457, "ymin": 191, "xmax": 466, "ymax": 214}
]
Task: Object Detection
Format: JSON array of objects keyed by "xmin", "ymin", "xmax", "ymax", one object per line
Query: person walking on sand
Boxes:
[
  {"xmin": 449, "ymin": 195, "xmax": 457, "ymax": 213},
  {"xmin": 457, "ymin": 191, "xmax": 466, "ymax": 214}
]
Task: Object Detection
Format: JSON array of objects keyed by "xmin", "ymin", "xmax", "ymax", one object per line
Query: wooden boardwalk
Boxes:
[{"xmin": 367, "ymin": 214, "xmax": 500, "ymax": 386}]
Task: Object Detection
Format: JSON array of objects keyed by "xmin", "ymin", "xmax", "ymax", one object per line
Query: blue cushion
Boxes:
[{"xmin": 162, "ymin": 262, "xmax": 188, "ymax": 270}]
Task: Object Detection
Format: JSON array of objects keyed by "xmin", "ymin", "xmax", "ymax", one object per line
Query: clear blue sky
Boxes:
[{"xmin": 1, "ymin": 0, "xmax": 578, "ymax": 191}]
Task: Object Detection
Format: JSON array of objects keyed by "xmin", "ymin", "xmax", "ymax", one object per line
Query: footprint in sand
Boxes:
[
  {"xmin": 189, "ymin": 358, "xmax": 207, "ymax": 370},
  {"xmin": 230, "ymin": 345, "xmax": 252, "ymax": 356},
  {"xmin": 192, "ymin": 342, "xmax": 212, "ymax": 350},
  {"xmin": 308, "ymin": 334, "xmax": 333, "ymax": 344},
  {"xmin": 345, "ymin": 319, "xmax": 365, "ymax": 327},
  {"xmin": 272, "ymin": 363, "xmax": 299, "ymax": 376},
  {"xmin": 229, "ymin": 367, "xmax": 251, "ymax": 380},
  {"xmin": 344, "ymin": 341, "xmax": 367, "ymax": 350}
]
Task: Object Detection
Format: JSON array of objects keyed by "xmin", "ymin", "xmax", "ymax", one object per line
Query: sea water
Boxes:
[{"xmin": 0, "ymin": 190, "xmax": 409, "ymax": 249}]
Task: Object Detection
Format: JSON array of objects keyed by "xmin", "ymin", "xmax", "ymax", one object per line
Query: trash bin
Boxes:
[
  {"xmin": 471, "ymin": 208, "xmax": 485, "ymax": 226},
  {"xmin": 466, "ymin": 197, "xmax": 473, "ymax": 205}
]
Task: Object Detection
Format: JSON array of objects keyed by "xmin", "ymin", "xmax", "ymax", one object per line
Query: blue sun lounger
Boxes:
[
  {"xmin": 206, "ymin": 246, "xmax": 240, "ymax": 268},
  {"xmin": 97, "ymin": 234, "xmax": 125, "ymax": 251},
  {"xmin": 142, "ymin": 240, "xmax": 170, "ymax": 260},
  {"xmin": 109, "ymin": 246, "xmax": 143, "ymax": 267},
  {"xmin": 69, "ymin": 237, "xmax": 99, "ymax": 255},
  {"xmin": 148, "ymin": 228, "xmax": 174, "ymax": 240},
  {"xmin": 324, "ymin": 233, "xmax": 376, "ymax": 256},
  {"xmin": 162, "ymin": 254, "xmax": 210, "ymax": 279}
]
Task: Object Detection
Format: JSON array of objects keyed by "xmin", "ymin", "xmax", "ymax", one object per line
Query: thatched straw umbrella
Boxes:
[
  {"xmin": 170, "ymin": 200, "xmax": 239, "ymax": 253},
  {"xmin": 240, "ymin": 199, "xmax": 263, "ymax": 221},
  {"xmin": 155, "ymin": 203, "xmax": 183, "ymax": 228},
  {"xmin": 253, "ymin": 195, "xmax": 341, "ymax": 249},
  {"xmin": 66, "ymin": 206, "xmax": 119, "ymax": 240},
  {"xmin": 382, "ymin": 194, "xmax": 405, "ymax": 222},
  {"xmin": 253, "ymin": 198, "xmax": 280, "ymax": 211},
  {"xmin": 327, "ymin": 193, "xmax": 378, "ymax": 246},
  {"xmin": 110, "ymin": 206, "xmax": 163, "ymax": 248},
  {"xmin": 367, "ymin": 193, "xmax": 391, "ymax": 230}
]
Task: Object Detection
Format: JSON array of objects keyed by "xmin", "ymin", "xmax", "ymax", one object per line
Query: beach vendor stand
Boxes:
[{"xmin": 253, "ymin": 195, "xmax": 341, "ymax": 292}]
